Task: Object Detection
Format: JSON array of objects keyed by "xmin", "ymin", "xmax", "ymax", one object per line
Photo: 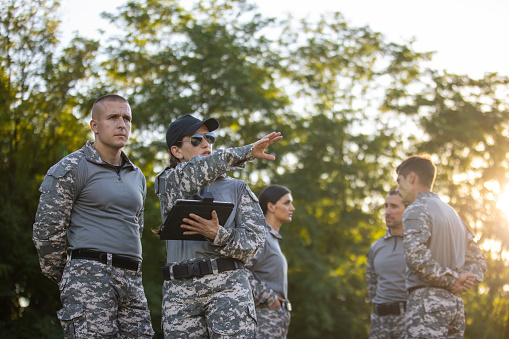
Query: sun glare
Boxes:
[{"xmin": 496, "ymin": 184, "xmax": 509, "ymax": 219}]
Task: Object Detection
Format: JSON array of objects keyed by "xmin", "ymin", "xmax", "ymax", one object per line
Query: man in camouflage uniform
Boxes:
[
  {"xmin": 395, "ymin": 155, "xmax": 487, "ymax": 338},
  {"xmin": 155, "ymin": 114, "xmax": 282, "ymax": 338},
  {"xmin": 33, "ymin": 94, "xmax": 154, "ymax": 338},
  {"xmin": 366, "ymin": 190, "xmax": 407, "ymax": 339}
]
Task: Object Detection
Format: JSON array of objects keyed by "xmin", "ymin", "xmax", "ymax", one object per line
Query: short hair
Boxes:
[
  {"xmin": 387, "ymin": 190, "xmax": 398, "ymax": 196},
  {"xmin": 91, "ymin": 94, "xmax": 129, "ymax": 119},
  {"xmin": 396, "ymin": 155, "xmax": 436, "ymax": 189},
  {"xmin": 386, "ymin": 189, "xmax": 408, "ymax": 207},
  {"xmin": 258, "ymin": 185, "xmax": 291, "ymax": 215}
]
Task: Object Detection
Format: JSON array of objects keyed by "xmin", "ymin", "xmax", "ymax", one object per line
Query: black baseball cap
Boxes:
[{"xmin": 166, "ymin": 114, "xmax": 219, "ymax": 150}]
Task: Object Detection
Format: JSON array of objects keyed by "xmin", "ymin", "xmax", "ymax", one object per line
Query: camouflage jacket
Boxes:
[
  {"xmin": 403, "ymin": 191, "xmax": 487, "ymax": 289},
  {"xmin": 155, "ymin": 144, "xmax": 266, "ymax": 264}
]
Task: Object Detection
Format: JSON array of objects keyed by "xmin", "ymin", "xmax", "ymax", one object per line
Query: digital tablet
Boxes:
[{"xmin": 159, "ymin": 198, "xmax": 235, "ymax": 241}]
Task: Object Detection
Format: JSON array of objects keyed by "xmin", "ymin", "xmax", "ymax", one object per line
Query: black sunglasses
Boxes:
[{"xmin": 179, "ymin": 132, "xmax": 216, "ymax": 147}]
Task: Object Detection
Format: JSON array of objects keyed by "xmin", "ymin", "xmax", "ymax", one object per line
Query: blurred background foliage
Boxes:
[{"xmin": 1, "ymin": 0, "xmax": 508, "ymax": 337}]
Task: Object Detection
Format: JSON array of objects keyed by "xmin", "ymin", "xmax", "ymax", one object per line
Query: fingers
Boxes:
[
  {"xmin": 210, "ymin": 210, "xmax": 218, "ymax": 222},
  {"xmin": 253, "ymin": 132, "xmax": 283, "ymax": 160},
  {"xmin": 269, "ymin": 300, "xmax": 281, "ymax": 309},
  {"xmin": 259, "ymin": 153, "xmax": 276, "ymax": 161},
  {"xmin": 265, "ymin": 131, "xmax": 283, "ymax": 144},
  {"xmin": 452, "ymin": 272, "xmax": 477, "ymax": 295},
  {"xmin": 180, "ymin": 214, "xmax": 205, "ymax": 233},
  {"xmin": 464, "ymin": 279, "xmax": 474, "ymax": 288},
  {"xmin": 254, "ymin": 132, "xmax": 282, "ymax": 148},
  {"xmin": 463, "ymin": 276, "xmax": 475, "ymax": 290},
  {"xmin": 181, "ymin": 212, "xmax": 220, "ymax": 239},
  {"xmin": 183, "ymin": 213, "xmax": 212, "ymax": 224}
]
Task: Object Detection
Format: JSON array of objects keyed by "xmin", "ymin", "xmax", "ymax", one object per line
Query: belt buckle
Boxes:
[{"xmin": 187, "ymin": 261, "xmax": 203, "ymax": 278}]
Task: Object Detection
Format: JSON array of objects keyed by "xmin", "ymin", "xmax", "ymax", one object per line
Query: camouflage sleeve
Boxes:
[
  {"xmin": 403, "ymin": 207, "xmax": 459, "ymax": 287},
  {"xmin": 32, "ymin": 160, "xmax": 78, "ymax": 284},
  {"xmin": 462, "ymin": 225, "xmax": 487, "ymax": 283},
  {"xmin": 246, "ymin": 269, "xmax": 278, "ymax": 307},
  {"xmin": 366, "ymin": 245, "xmax": 377, "ymax": 300},
  {"xmin": 212, "ymin": 183, "xmax": 266, "ymax": 263},
  {"xmin": 156, "ymin": 145, "xmax": 254, "ymax": 216}
]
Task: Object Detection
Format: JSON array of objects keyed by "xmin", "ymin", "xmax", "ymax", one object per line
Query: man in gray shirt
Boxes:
[
  {"xmin": 33, "ymin": 94, "xmax": 154, "ymax": 338},
  {"xmin": 395, "ymin": 154, "xmax": 486, "ymax": 338},
  {"xmin": 366, "ymin": 190, "xmax": 407, "ymax": 339}
]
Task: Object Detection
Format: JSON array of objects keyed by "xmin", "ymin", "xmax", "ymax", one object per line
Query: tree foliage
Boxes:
[
  {"xmin": 1, "ymin": 0, "xmax": 508, "ymax": 338},
  {"xmin": 0, "ymin": 0, "xmax": 99, "ymax": 336}
]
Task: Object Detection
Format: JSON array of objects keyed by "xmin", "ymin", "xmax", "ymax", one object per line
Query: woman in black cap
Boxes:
[
  {"xmin": 246, "ymin": 185, "xmax": 294, "ymax": 338},
  {"xmin": 154, "ymin": 114, "xmax": 282, "ymax": 338}
]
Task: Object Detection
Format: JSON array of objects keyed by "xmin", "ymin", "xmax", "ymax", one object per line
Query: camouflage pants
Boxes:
[
  {"xmin": 405, "ymin": 287, "xmax": 465, "ymax": 338},
  {"xmin": 161, "ymin": 268, "xmax": 256, "ymax": 338},
  {"xmin": 254, "ymin": 305, "xmax": 291, "ymax": 339},
  {"xmin": 57, "ymin": 259, "xmax": 154, "ymax": 338},
  {"xmin": 368, "ymin": 312, "xmax": 406, "ymax": 339}
]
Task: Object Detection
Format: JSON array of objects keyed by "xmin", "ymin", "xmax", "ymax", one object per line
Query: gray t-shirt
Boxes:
[
  {"xmin": 366, "ymin": 230, "xmax": 407, "ymax": 304},
  {"xmin": 246, "ymin": 225, "xmax": 288, "ymax": 306}
]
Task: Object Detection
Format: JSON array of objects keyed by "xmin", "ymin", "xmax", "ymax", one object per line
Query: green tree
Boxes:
[
  {"xmin": 0, "ymin": 0, "xmax": 99, "ymax": 336},
  {"xmin": 3, "ymin": 0, "xmax": 508, "ymax": 338},
  {"xmin": 267, "ymin": 14, "xmax": 429, "ymax": 337},
  {"xmin": 99, "ymin": 1, "xmax": 429, "ymax": 337},
  {"xmin": 98, "ymin": 1, "xmax": 290, "ymax": 335}
]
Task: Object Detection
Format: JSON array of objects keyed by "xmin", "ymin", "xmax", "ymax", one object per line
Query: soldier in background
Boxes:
[
  {"xmin": 366, "ymin": 190, "xmax": 407, "ymax": 339},
  {"xmin": 395, "ymin": 154, "xmax": 487, "ymax": 338},
  {"xmin": 33, "ymin": 94, "xmax": 154, "ymax": 337},
  {"xmin": 155, "ymin": 114, "xmax": 282, "ymax": 338},
  {"xmin": 246, "ymin": 184, "xmax": 294, "ymax": 338}
]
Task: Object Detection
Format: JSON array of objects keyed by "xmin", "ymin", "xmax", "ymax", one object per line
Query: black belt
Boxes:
[
  {"xmin": 163, "ymin": 258, "xmax": 242, "ymax": 280},
  {"xmin": 408, "ymin": 285, "xmax": 449, "ymax": 294},
  {"xmin": 71, "ymin": 249, "xmax": 141, "ymax": 272},
  {"xmin": 373, "ymin": 302, "xmax": 406, "ymax": 316}
]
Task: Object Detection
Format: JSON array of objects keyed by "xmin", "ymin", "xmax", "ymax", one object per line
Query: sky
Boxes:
[
  {"xmin": 56, "ymin": 0, "xmax": 509, "ymax": 213},
  {"xmin": 58, "ymin": 0, "xmax": 509, "ymax": 79}
]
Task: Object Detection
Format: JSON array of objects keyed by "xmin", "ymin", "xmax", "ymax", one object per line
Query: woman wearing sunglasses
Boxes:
[{"xmin": 154, "ymin": 114, "xmax": 282, "ymax": 338}]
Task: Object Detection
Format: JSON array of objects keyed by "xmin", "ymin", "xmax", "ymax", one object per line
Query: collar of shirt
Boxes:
[
  {"xmin": 383, "ymin": 228, "xmax": 404, "ymax": 240},
  {"xmin": 266, "ymin": 224, "xmax": 283, "ymax": 242},
  {"xmin": 83, "ymin": 140, "xmax": 134, "ymax": 169}
]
